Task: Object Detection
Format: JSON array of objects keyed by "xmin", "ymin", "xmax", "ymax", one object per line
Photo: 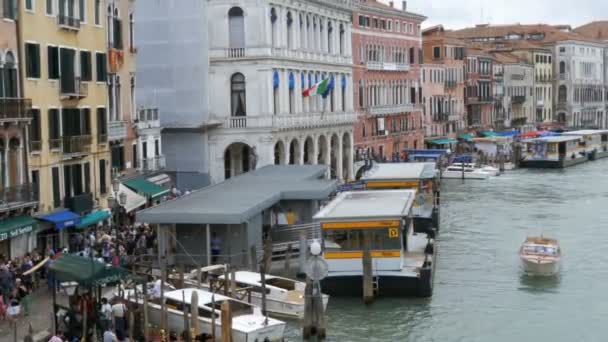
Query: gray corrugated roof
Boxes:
[
  {"xmin": 137, "ymin": 165, "xmax": 336, "ymax": 225},
  {"xmin": 314, "ymin": 190, "xmax": 416, "ymax": 221},
  {"xmin": 562, "ymin": 130, "xmax": 608, "ymax": 136},
  {"xmin": 531, "ymin": 136, "xmax": 582, "ymax": 143},
  {"xmin": 361, "ymin": 163, "xmax": 437, "ymax": 181}
]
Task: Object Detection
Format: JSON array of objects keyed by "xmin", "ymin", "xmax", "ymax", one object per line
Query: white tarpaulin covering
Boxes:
[{"xmin": 119, "ymin": 184, "xmax": 147, "ymax": 213}]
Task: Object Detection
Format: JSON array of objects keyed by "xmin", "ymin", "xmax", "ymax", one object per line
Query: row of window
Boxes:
[
  {"xmin": 422, "ymin": 67, "xmax": 465, "ymax": 84},
  {"xmin": 357, "ymin": 15, "xmax": 419, "ymax": 36},
  {"xmin": 358, "ymin": 81, "xmax": 420, "ymax": 109},
  {"xmin": 22, "ymin": 0, "xmax": 103, "ymax": 26},
  {"xmin": 0, "ymin": 56, "xmax": 18, "ymax": 98},
  {"xmin": 465, "ymin": 82, "xmax": 492, "ymax": 99},
  {"xmin": 361, "ymin": 116, "xmax": 419, "ymax": 139},
  {"xmin": 28, "ymin": 107, "xmax": 107, "ymax": 148},
  {"xmin": 359, "ymin": 44, "xmax": 412, "ymax": 64},
  {"xmin": 432, "ymin": 46, "xmax": 466, "ymax": 61},
  {"xmin": 24, "ymin": 43, "xmax": 107, "ymax": 82},
  {"xmin": 534, "ymin": 54, "xmax": 552, "ymax": 64}
]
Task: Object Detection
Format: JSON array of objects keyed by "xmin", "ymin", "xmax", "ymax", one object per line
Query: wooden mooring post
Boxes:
[
  {"xmin": 220, "ymin": 301, "xmax": 233, "ymax": 342},
  {"xmin": 362, "ymin": 234, "xmax": 374, "ymax": 304}
]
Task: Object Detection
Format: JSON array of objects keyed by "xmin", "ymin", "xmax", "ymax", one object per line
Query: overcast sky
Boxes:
[{"xmin": 381, "ymin": 0, "xmax": 608, "ymax": 30}]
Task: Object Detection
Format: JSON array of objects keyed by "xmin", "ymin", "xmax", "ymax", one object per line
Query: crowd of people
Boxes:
[{"xmin": 0, "ymin": 252, "xmax": 42, "ymax": 321}]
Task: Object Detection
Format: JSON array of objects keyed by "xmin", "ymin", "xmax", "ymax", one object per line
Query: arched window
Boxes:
[
  {"xmin": 286, "ymin": 12, "xmax": 293, "ymax": 49},
  {"xmin": 3, "ymin": 52, "xmax": 18, "ymax": 98},
  {"xmin": 558, "ymin": 85, "xmax": 567, "ymax": 103},
  {"xmin": 231, "ymin": 73, "xmax": 246, "ymax": 117},
  {"xmin": 362, "ymin": 123, "xmax": 366, "ymax": 138},
  {"xmin": 270, "ymin": 8, "xmax": 277, "ymax": 47},
  {"xmin": 559, "ymin": 61, "xmax": 566, "ymax": 74},
  {"xmin": 228, "ymin": 7, "xmax": 245, "ymax": 49}
]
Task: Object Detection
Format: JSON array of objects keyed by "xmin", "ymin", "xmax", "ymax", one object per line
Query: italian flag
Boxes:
[{"xmin": 302, "ymin": 78, "xmax": 330, "ymax": 98}]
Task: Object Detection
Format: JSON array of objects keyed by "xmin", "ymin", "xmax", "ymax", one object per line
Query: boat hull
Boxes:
[
  {"xmin": 521, "ymin": 257, "xmax": 560, "ymax": 276},
  {"xmin": 441, "ymin": 171, "xmax": 489, "ymax": 180},
  {"xmin": 519, "ymin": 157, "xmax": 587, "ymax": 169}
]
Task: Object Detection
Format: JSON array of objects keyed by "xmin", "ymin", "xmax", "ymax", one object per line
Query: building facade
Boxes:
[
  {"xmin": 206, "ymin": 0, "xmax": 356, "ymax": 183},
  {"xmin": 351, "ymin": 0, "xmax": 425, "ymax": 161},
  {"xmin": 465, "ymin": 50, "xmax": 494, "ymax": 128},
  {"xmin": 18, "ymin": 0, "xmax": 111, "ymax": 215},
  {"xmin": 422, "ymin": 26, "xmax": 466, "ymax": 142},
  {"xmin": 502, "ymin": 61, "xmax": 535, "ymax": 130},
  {"xmin": 105, "ymin": 0, "xmax": 141, "ymax": 178},
  {"xmin": 0, "ymin": 0, "xmax": 38, "ymax": 259},
  {"xmin": 135, "ymin": 0, "xmax": 211, "ymax": 190},
  {"xmin": 552, "ymin": 40, "xmax": 606, "ymax": 128}
]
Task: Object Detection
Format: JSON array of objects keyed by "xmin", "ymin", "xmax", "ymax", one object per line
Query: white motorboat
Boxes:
[
  {"xmin": 184, "ymin": 267, "xmax": 329, "ymax": 320},
  {"xmin": 441, "ymin": 164, "xmax": 491, "ymax": 179},
  {"xmin": 519, "ymin": 236, "xmax": 561, "ymax": 276},
  {"xmin": 124, "ymin": 287, "xmax": 286, "ymax": 342}
]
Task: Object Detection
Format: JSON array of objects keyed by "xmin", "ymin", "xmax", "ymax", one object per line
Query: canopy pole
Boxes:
[{"xmin": 206, "ymin": 224, "xmax": 211, "ymax": 266}]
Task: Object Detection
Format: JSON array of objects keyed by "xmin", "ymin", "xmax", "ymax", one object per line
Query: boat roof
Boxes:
[
  {"xmin": 562, "ymin": 129, "xmax": 608, "ymax": 136},
  {"xmin": 524, "ymin": 236, "xmax": 559, "ymax": 246},
  {"xmin": 219, "ymin": 271, "xmax": 280, "ymax": 284},
  {"xmin": 314, "ymin": 190, "xmax": 416, "ymax": 221},
  {"xmin": 362, "ymin": 162, "xmax": 437, "ymax": 181},
  {"xmin": 530, "ymin": 136, "xmax": 582, "ymax": 143},
  {"xmin": 165, "ymin": 288, "xmax": 232, "ymax": 306}
]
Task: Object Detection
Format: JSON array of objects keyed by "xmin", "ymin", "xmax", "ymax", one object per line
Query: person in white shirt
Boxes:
[
  {"xmin": 100, "ymin": 297, "xmax": 112, "ymax": 333},
  {"xmin": 151, "ymin": 279, "xmax": 162, "ymax": 299},
  {"xmin": 103, "ymin": 328, "xmax": 118, "ymax": 342},
  {"xmin": 111, "ymin": 300, "xmax": 128, "ymax": 340}
]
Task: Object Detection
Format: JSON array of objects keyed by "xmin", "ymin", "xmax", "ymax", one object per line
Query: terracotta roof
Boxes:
[
  {"xmin": 490, "ymin": 52, "xmax": 523, "ymax": 64},
  {"xmin": 448, "ymin": 23, "xmax": 602, "ymax": 45},
  {"xmin": 575, "ymin": 21, "xmax": 608, "ymax": 41},
  {"xmin": 357, "ymin": 0, "xmax": 426, "ymax": 20}
]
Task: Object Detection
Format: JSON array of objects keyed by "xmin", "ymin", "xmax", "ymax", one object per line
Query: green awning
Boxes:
[
  {"xmin": 0, "ymin": 215, "xmax": 37, "ymax": 242},
  {"xmin": 124, "ymin": 177, "xmax": 169, "ymax": 199},
  {"xmin": 481, "ymin": 131, "xmax": 499, "ymax": 137},
  {"xmin": 428, "ymin": 138, "xmax": 457, "ymax": 145},
  {"xmin": 75, "ymin": 210, "xmax": 110, "ymax": 230},
  {"xmin": 49, "ymin": 254, "xmax": 130, "ymax": 286},
  {"xmin": 459, "ymin": 134, "xmax": 474, "ymax": 141}
]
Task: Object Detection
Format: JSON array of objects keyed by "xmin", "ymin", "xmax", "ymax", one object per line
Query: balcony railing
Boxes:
[
  {"xmin": 444, "ymin": 81, "xmax": 457, "ymax": 89},
  {"xmin": 369, "ymin": 104, "xmax": 415, "ymax": 116},
  {"xmin": 57, "ymin": 15, "xmax": 81, "ymax": 30},
  {"xmin": 60, "ymin": 77, "xmax": 88, "ymax": 99},
  {"xmin": 62, "ymin": 135, "xmax": 92, "ymax": 154},
  {"xmin": 0, "ymin": 98, "xmax": 32, "ymax": 120},
  {"xmin": 29, "ymin": 141, "xmax": 41, "ymax": 152},
  {"xmin": 141, "ymin": 155, "xmax": 166, "ymax": 172},
  {"xmin": 558, "ymin": 74, "xmax": 566, "ymax": 81},
  {"xmin": 49, "ymin": 138, "xmax": 62, "ymax": 150},
  {"xmin": 512, "ymin": 95, "xmax": 526, "ymax": 104},
  {"xmin": 467, "ymin": 96, "xmax": 493, "ymax": 104},
  {"xmin": 108, "ymin": 121, "xmax": 128, "ymax": 141},
  {"xmin": 98, "ymin": 134, "xmax": 108, "ymax": 144},
  {"xmin": 224, "ymin": 112, "xmax": 357, "ymax": 130},
  {"xmin": 0, "ymin": 184, "xmax": 38, "ymax": 209},
  {"xmin": 366, "ymin": 61, "xmax": 409, "ymax": 71},
  {"xmin": 225, "ymin": 48, "xmax": 246, "ymax": 58}
]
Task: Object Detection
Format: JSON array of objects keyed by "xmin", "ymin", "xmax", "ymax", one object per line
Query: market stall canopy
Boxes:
[
  {"xmin": 0, "ymin": 215, "xmax": 37, "ymax": 241},
  {"xmin": 75, "ymin": 210, "xmax": 110, "ymax": 230},
  {"xmin": 497, "ymin": 131, "xmax": 520, "ymax": 137},
  {"xmin": 427, "ymin": 138, "xmax": 457, "ymax": 145},
  {"xmin": 39, "ymin": 210, "xmax": 81, "ymax": 229},
  {"xmin": 137, "ymin": 165, "xmax": 337, "ymax": 225},
  {"xmin": 481, "ymin": 131, "xmax": 499, "ymax": 137},
  {"xmin": 49, "ymin": 254, "xmax": 130, "ymax": 286},
  {"xmin": 124, "ymin": 176, "xmax": 170, "ymax": 199},
  {"xmin": 459, "ymin": 134, "xmax": 474, "ymax": 141},
  {"xmin": 118, "ymin": 183, "xmax": 147, "ymax": 213}
]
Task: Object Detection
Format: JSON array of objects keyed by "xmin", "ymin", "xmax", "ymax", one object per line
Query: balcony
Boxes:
[
  {"xmin": 29, "ymin": 141, "xmax": 41, "ymax": 152},
  {"xmin": 59, "ymin": 78, "xmax": 88, "ymax": 99},
  {"xmin": 467, "ymin": 96, "xmax": 493, "ymax": 104},
  {"xmin": 65, "ymin": 193, "xmax": 93, "ymax": 215},
  {"xmin": 537, "ymin": 100, "xmax": 545, "ymax": 107},
  {"xmin": 224, "ymin": 112, "xmax": 357, "ymax": 130},
  {"xmin": 49, "ymin": 138, "xmax": 62, "ymax": 150},
  {"xmin": 437, "ymin": 113, "xmax": 461, "ymax": 122},
  {"xmin": 366, "ymin": 61, "xmax": 410, "ymax": 72},
  {"xmin": 444, "ymin": 80, "xmax": 457, "ymax": 89},
  {"xmin": 0, "ymin": 98, "xmax": 32, "ymax": 121},
  {"xmin": 225, "ymin": 48, "xmax": 246, "ymax": 58},
  {"xmin": 369, "ymin": 104, "xmax": 415, "ymax": 116},
  {"xmin": 558, "ymin": 74, "xmax": 567, "ymax": 81},
  {"xmin": 62, "ymin": 135, "xmax": 92, "ymax": 155},
  {"xmin": 0, "ymin": 184, "xmax": 38, "ymax": 211},
  {"xmin": 57, "ymin": 15, "xmax": 80, "ymax": 30},
  {"xmin": 108, "ymin": 121, "xmax": 128, "ymax": 141},
  {"xmin": 512, "ymin": 95, "xmax": 526, "ymax": 104},
  {"xmin": 136, "ymin": 108, "xmax": 160, "ymax": 131},
  {"xmin": 140, "ymin": 155, "xmax": 166, "ymax": 172}
]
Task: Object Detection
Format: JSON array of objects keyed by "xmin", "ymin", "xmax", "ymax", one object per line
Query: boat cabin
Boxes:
[
  {"xmin": 561, "ymin": 129, "xmax": 608, "ymax": 160},
  {"xmin": 162, "ymin": 288, "xmax": 254, "ymax": 319},
  {"xmin": 520, "ymin": 135, "xmax": 585, "ymax": 168},
  {"xmin": 314, "ymin": 190, "xmax": 416, "ymax": 275},
  {"xmin": 361, "ymin": 163, "xmax": 440, "ymax": 232}
]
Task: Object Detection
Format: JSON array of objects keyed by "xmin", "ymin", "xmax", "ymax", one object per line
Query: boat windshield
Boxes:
[{"xmin": 523, "ymin": 245, "xmax": 558, "ymax": 256}]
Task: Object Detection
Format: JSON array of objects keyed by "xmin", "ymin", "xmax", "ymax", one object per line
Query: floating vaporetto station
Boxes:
[{"xmin": 314, "ymin": 190, "xmax": 435, "ymax": 298}]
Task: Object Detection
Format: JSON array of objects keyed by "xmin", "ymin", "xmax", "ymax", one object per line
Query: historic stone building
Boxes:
[
  {"xmin": 206, "ymin": 0, "xmax": 356, "ymax": 183},
  {"xmin": 352, "ymin": 0, "xmax": 425, "ymax": 161}
]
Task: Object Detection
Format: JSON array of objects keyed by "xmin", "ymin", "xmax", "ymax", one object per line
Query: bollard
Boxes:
[
  {"xmin": 362, "ymin": 233, "xmax": 374, "ymax": 304},
  {"xmin": 297, "ymin": 231, "xmax": 307, "ymax": 279},
  {"xmin": 220, "ymin": 301, "xmax": 233, "ymax": 342}
]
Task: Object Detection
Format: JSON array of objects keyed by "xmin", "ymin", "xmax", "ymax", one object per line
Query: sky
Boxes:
[{"xmin": 380, "ymin": 0, "xmax": 608, "ymax": 30}]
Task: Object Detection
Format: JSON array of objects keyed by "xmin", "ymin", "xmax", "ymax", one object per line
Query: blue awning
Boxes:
[
  {"xmin": 497, "ymin": 131, "xmax": 520, "ymax": 137},
  {"xmin": 39, "ymin": 210, "xmax": 81, "ymax": 230}
]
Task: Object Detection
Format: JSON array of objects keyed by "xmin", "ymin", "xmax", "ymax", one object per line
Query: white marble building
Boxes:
[
  {"xmin": 553, "ymin": 40, "xmax": 606, "ymax": 128},
  {"xmin": 207, "ymin": 0, "xmax": 357, "ymax": 184}
]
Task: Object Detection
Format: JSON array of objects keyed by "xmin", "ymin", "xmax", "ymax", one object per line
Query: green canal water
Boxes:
[{"xmin": 285, "ymin": 159, "xmax": 608, "ymax": 341}]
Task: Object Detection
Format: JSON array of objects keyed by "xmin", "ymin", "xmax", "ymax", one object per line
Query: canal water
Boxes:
[{"xmin": 285, "ymin": 159, "xmax": 608, "ymax": 341}]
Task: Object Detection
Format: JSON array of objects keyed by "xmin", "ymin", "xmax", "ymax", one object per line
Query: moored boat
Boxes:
[
  {"xmin": 519, "ymin": 236, "xmax": 561, "ymax": 276},
  {"xmin": 182, "ymin": 267, "xmax": 329, "ymax": 320},
  {"xmin": 441, "ymin": 164, "xmax": 492, "ymax": 180},
  {"xmin": 123, "ymin": 287, "xmax": 286, "ymax": 342}
]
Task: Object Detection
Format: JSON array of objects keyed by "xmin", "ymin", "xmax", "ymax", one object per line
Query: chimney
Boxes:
[
  {"xmin": 389, "ymin": 1, "xmax": 394, "ymax": 8},
  {"xmin": 402, "ymin": 1, "xmax": 407, "ymax": 11}
]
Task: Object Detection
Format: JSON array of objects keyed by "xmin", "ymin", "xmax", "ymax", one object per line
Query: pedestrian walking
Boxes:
[
  {"xmin": 48, "ymin": 331, "xmax": 64, "ymax": 342},
  {"xmin": 100, "ymin": 297, "xmax": 113, "ymax": 333},
  {"xmin": 16, "ymin": 278, "xmax": 30, "ymax": 316},
  {"xmin": 111, "ymin": 299, "xmax": 128, "ymax": 341}
]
